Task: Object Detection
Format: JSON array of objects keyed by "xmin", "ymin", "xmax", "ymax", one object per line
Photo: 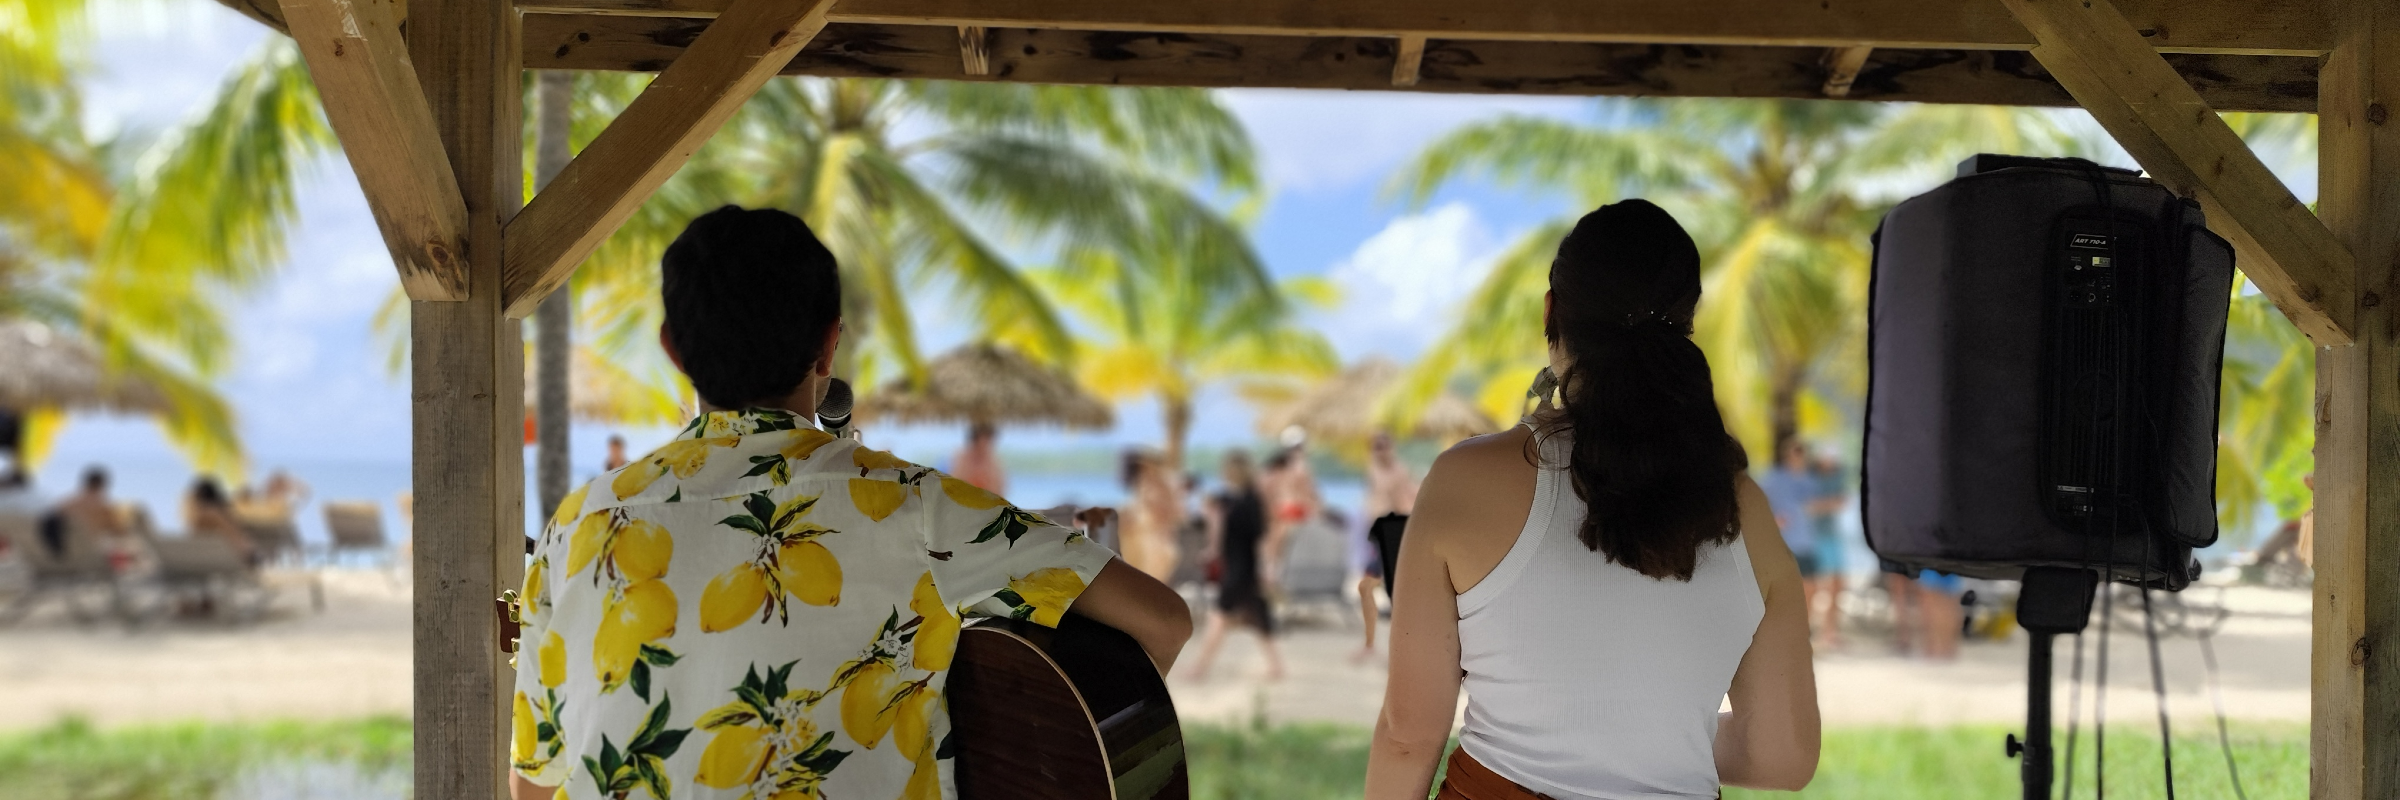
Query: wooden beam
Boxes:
[
  {"xmin": 1820, "ymin": 45, "xmax": 1873, "ymax": 97},
  {"xmin": 2004, "ymin": 0, "xmax": 2356, "ymax": 346},
  {"xmin": 1392, "ymin": 34, "xmax": 1426, "ymax": 87},
  {"xmin": 2313, "ymin": 1, "xmax": 2400, "ymax": 796},
  {"xmin": 277, "ymin": 0, "xmax": 469, "ymax": 301},
  {"xmin": 500, "ymin": 0, "xmax": 838, "ymax": 319},
  {"xmin": 512, "ymin": 0, "xmax": 2330, "ymax": 56},
  {"xmin": 406, "ymin": 0, "xmax": 522, "ymax": 794},
  {"xmin": 958, "ymin": 24, "xmax": 992, "ymax": 75},
  {"xmin": 211, "ymin": 0, "xmax": 289, "ymax": 34},
  {"xmin": 523, "ymin": 18, "xmax": 2320, "ymax": 113}
]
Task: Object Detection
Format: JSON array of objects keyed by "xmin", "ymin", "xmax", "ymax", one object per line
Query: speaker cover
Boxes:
[{"xmin": 1863, "ymin": 156, "xmax": 2232, "ymax": 589}]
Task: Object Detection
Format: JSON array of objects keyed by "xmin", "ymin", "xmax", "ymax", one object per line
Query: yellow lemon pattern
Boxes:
[{"xmin": 511, "ymin": 407, "xmax": 1113, "ymax": 797}]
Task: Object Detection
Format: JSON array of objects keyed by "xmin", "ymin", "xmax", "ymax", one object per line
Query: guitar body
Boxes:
[{"xmin": 948, "ymin": 614, "xmax": 1189, "ymax": 799}]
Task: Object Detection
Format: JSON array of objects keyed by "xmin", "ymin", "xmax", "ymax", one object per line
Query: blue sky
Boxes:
[{"xmin": 39, "ymin": 2, "xmax": 1591, "ymax": 484}]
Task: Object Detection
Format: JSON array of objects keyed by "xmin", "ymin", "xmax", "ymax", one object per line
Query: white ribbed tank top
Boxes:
[{"xmin": 1456, "ymin": 431, "xmax": 1765, "ymax": 800}]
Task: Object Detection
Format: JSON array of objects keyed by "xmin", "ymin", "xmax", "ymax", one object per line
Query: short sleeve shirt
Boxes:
[
  {"xmin": 510, "ymin": 408, "xmax": 1114, "ymax": 800},
  {"xmin": 1755, "ymin": 467, "xmax": 1817, "ymax": 557}
]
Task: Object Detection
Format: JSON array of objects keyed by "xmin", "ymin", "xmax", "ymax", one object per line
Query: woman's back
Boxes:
[{"xmin": 1455, "ymin": 430, "xmax": 1763, "ymax": 799}]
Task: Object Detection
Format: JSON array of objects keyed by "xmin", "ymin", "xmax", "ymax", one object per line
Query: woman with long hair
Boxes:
[{"xmin": 1366, "ymin": 200, "xmax": 1819, "ymax": 799}]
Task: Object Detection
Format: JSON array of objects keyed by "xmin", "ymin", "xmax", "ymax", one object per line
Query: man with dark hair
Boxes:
[
  {"xmin": 510, "ymin": 206, "xmax": 1190, "ymax": 800},
  {"xmin": 949, "ymin": 422, "xmax": 1005, "ymax": 495}
]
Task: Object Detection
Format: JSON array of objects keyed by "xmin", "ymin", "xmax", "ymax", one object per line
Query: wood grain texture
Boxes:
[
  {"xmin": 949, "ymin": 615, "xmax": 1188, "ymax": 799},
  {"xmin": 959, "ymin": 25, "xmax": 993, "ymax": 75},
  {"xmin": 407, "ymin": 0, "xmax": 524, "ymax": 795},
  {"xmin": 278, "ymin": 0, "xmax": 470, "ymax": 301},
  {"xmin": 498, "ymin": 0, "xmax": 838, "ymax": 319},
  {"xmin": 521, "ymin": 17, "xmax": 2319, "ymax": 113},
  {"xmin": 1820, "ymin": 45, "xmax": 1873, "ymax": 97},
  {"xmin": 2312, "ymin": 2, "xmax": 2400, "ymax": 796},
  {"xmin": 1392, "ymin": 34, "xmax": 1425, "ymax": 87},
  {"xmin": 2006, "ymin": 0, "xmax": 2356, "ymax": 347},
  {"xmin": 512, "ymin": 0, "xmax": 2331, "ymax": 56}
]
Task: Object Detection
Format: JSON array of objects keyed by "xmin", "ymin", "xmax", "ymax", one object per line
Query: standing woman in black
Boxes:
[{"xmin": 1184, "ymin": 449, "xmax": 1288, "ymax": 681}]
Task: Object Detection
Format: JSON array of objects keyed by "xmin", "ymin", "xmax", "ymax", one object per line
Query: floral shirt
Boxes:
[{"xmin": 511, "ymin": 408, "xmax": 1113, "ymax": 800}]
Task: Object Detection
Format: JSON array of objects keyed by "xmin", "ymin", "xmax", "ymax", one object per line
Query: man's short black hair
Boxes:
[
  {"xmin": 662, "ymin": 206, "xmax": 842, "ymax": 409},
  {"xmin": 81, "ymin": 466, "xmax": 107, "ymax": 491}
]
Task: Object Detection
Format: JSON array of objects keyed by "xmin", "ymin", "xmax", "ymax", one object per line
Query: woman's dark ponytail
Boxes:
[{"xmin": 1536, "ymin": 200, "xmax": 1745, "ymax": 581}]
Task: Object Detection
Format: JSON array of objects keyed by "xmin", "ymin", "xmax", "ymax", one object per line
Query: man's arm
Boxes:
[{"xmin": 1069, "ymin": 558, "xmax": 1193, "ymax": 673}]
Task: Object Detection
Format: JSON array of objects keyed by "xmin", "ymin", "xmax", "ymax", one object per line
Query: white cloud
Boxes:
[
  {"xmin": 1316, "ymin": 203, "xmax": 1508, "ymax": 361},
  {"xmin": 1220, "ymin": 89, "xmax": 1585, "ymax": 196}
]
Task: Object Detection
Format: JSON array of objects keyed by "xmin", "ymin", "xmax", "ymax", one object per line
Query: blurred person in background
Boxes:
[
  {"xmin": 48, "ymin": 466, "xmax": 126, "ymax": 557},
  {"xmin": 1912, "ymin": 571, "xmax": 1963, "ymax": 661},
  {"xmin": 1186, "ymin": 449, "xmax": 1285, "ymax": 681},
  {"xmin": 187, "ymin": 477, "xmax": 256, "ymax": 565},
  {"xmin": 1354, "ymin": 431, "xmax": 1420, "ymax": 663},
  {"xmin": 1264, "ymin": 437, "xmax": 1321, "ymax": 590},
  {"xmin": 1118, "ymin": 449, "xmax": 1184, "ymax": 581},
  {"xmin": 950, "ymin": 422, "xmax": 1007, "ymax": 495},
  {"xmin": 1758, "ymin": 439, "xmax": 1830, "ymax": 642},
  {"xmin": 602, "ymin": 434, "xmax": 631, "ymax": 471},
  {"xmin": 1804, "ymin": 451, "xmax": 1848, "ymax": 649}
]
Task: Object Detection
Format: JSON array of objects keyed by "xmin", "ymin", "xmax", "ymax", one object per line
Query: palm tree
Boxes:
[
  {"xmin": 2211, "ymin": 112, "xmax": 2320, "ymax": 541},
  {"xmin": 560, "ymin": 78, "xmax": 1263, "ymax": 404},
  {"xmin": 1032, "ymin": 216, "xmax": 1340, "ymax": 469},
  {"xmin": 2, "ymin": 6, "xmax": 334, "ymax": 475},
  {"xmin": 1385, "ymin": 100, "xmax": 2086, "ymax": 461}
]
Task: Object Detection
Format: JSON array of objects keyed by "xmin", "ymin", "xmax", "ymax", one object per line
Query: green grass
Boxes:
[
  {"xmin": 0, "ymin": 716, "xmax": 411, "ymax": 800},
  {"xmin": 0, "ymin": 716, "xmax": 2304, "ymax": 799}
]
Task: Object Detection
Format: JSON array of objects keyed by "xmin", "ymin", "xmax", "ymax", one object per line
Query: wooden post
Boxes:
[
  {"xmin": 1820, "ymin": 45, "xmax": 1873, "ymax": 97},
  {"xmin": 408, "ymin": 0, "xmax": 525, "ymax": 796},
  {"xmin": 2313, "ymin": 0, "xmax": 2400, "ymax": 797},
  {"xmin": 1392, "ymin": 34, "xmax": 1426, "ymax": 87}
]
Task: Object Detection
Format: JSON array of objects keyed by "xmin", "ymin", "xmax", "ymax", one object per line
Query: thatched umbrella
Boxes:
[
  {"xmin": 859, "ymin": 344, "xmax": 1112, "ymax": 430},
  {"xmin": 521, "ymin": 345, "xmax": 687, "ymax": 426},
  {"xmin": 1258, "ymin": 357, "xmax": 1496, "ymax": 444},
  {"xmin": 0, "ymin": 320, "xmax": 169, "ymax": 415}
]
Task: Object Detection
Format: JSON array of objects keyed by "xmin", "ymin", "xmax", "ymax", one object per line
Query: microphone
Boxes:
[{"xmin": 818, "ymin": 378, "xmax": 855, "ymax": 439}]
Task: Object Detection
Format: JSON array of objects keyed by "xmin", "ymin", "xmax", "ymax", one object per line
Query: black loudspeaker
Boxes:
[{"xmin": 1862, "ymin": 155, "xmax": 2233, "ymax": 590}]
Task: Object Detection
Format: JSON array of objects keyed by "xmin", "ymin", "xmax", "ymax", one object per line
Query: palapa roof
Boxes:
[
  {"xmin": 858, "ymin": 343, "xmax": 1112, "ymax": 430},
  {"xmin": 0, "ymin": 320, "xmax": 169, "ymax": 415},
  {"xmin": 1259, "ymin": 357, "xmax": 1496, "ymax": 444}
]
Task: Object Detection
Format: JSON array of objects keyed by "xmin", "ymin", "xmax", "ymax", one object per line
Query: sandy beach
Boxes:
[{"xmin": 0, "ymin": 569, "xmax": 2311, "ymax": 733}]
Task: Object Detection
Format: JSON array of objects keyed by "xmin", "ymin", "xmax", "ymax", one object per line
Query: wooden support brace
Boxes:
[
  {"xmin": 1820, "ymin": 45, "xmax": 1873, "ymax": 97},
  {"xmin": 1393, "ymin": 34, "xmax": 1426, "ymax": 87},
  {"xmin": 278, "ymin": 0, "xmax": 471, "ymax": 301},
  {"xmin": 499, "ymin": 0, "xmax": 840, "ymax": 318},
  {"xmin": 2002, "ymin": 0, "xmax": 2357, "ymax": 346},
  {"xmin": 959, "ymin": 24, "xmax": 992, "ymax": 75},
  {"xmin": 2311, "ymin": 2, "xmax": 2400, "ymax": 797}
]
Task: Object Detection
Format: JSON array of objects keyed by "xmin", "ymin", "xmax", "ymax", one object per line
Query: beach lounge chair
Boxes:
[
  {"xmin": 324, "ymin": 501, "xmax": 389, "ymax": 563},
  {"xmin": 0, "ymin": 512, "xmax": 122, "ymax": 626},
  {"xmin": 1275, "ymin": 519, "xmax": 1354, "ymax": 624}
]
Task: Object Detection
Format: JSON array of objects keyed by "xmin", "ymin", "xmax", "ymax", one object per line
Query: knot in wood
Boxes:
[
  {"xmin": 2370, "ymin": 103, "xmax": 2390, "ymax": 126},
  {"xmin": 2354, "ymin": 636, "xmax": 2372, "ymax": 667},
  {"xmin": 2365, "ymin": 291, "xmax": 2382, "ymax": 309}
]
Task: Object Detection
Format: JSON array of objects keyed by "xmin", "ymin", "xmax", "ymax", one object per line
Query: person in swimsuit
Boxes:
[
  {"xmin": 1354, "ymin": 431, "xmax": 1420, "ymax": 663},
  {"xmin": 1184, "ymin": 450, "xmax": 1286, "ymax": 681}
]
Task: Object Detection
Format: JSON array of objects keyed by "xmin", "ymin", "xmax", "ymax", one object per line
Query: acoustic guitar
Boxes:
[{"xmin": 948, "ymin": 613, "xmax": 1189, "ymax": 799}]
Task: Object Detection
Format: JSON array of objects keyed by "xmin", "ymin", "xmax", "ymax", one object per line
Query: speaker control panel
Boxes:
[{"xmin": 2063, "ymin": 232, "xmax": 2118, "ymax": 307}]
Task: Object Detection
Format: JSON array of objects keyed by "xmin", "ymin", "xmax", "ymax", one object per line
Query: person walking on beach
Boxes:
[
  {"xmin": 506, "ymin": 206, "xmax": 1190, "ymax": 800},
  {"xmin": 1354, "ymin": 431, "xmax": 1419, "ymax": 663},
  {"xmin": 1185, "ymin": 450, "xmax": 1285, "ymax": 681},
  {"xmin": 1117, "ymin": 449, "xmax": 1185, "ymax": 581},
  {"xmin": 1367, "ymin": 200, "xmax": 1818, "ymax": 799},
  {"xmin": 601, "ymin": 434, "xmax": 631, "ymax": 471}
]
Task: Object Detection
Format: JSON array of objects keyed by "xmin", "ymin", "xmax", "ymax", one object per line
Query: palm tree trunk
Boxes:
[
  {"xmin": 533, "ymin": 71, "xmax": 575, "ymax": 518},
  {"xmin": 1162, "ymin": 395, "xmax": 1193, "ymax": 477},
  {"xmin": 1769, "ymin": 362, "xmax": 1805, "ymax": 456}
]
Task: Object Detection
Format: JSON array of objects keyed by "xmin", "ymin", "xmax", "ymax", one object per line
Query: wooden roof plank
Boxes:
[
  {"xmin": 514, "ymin": 0, "xmax": 2332, "ymax": 56},
  {"xmin": 2005, "ymin": 0, "xmax": 2356, "ymax": 346},
  {"xmin": 499, "ymin": 0, "xmax": 840, "ymax": 318},
  {"xmin": 522, "ymin": 17, "xmax": 2320, "ymax": 113},
  {"xmin": 278, "ymin": 0, "xmax": 471, "ymax": 301}
]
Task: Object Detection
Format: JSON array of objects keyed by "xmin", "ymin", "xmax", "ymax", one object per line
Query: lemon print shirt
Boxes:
[{"xmin": 511, "ymin": 408, "xmax": 1114, "ymax": 800}]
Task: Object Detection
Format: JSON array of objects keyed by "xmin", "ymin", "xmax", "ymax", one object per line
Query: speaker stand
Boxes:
[{"xmin": 2005, "ymin": 567, "xmax": 2100, "ymax": 800}]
